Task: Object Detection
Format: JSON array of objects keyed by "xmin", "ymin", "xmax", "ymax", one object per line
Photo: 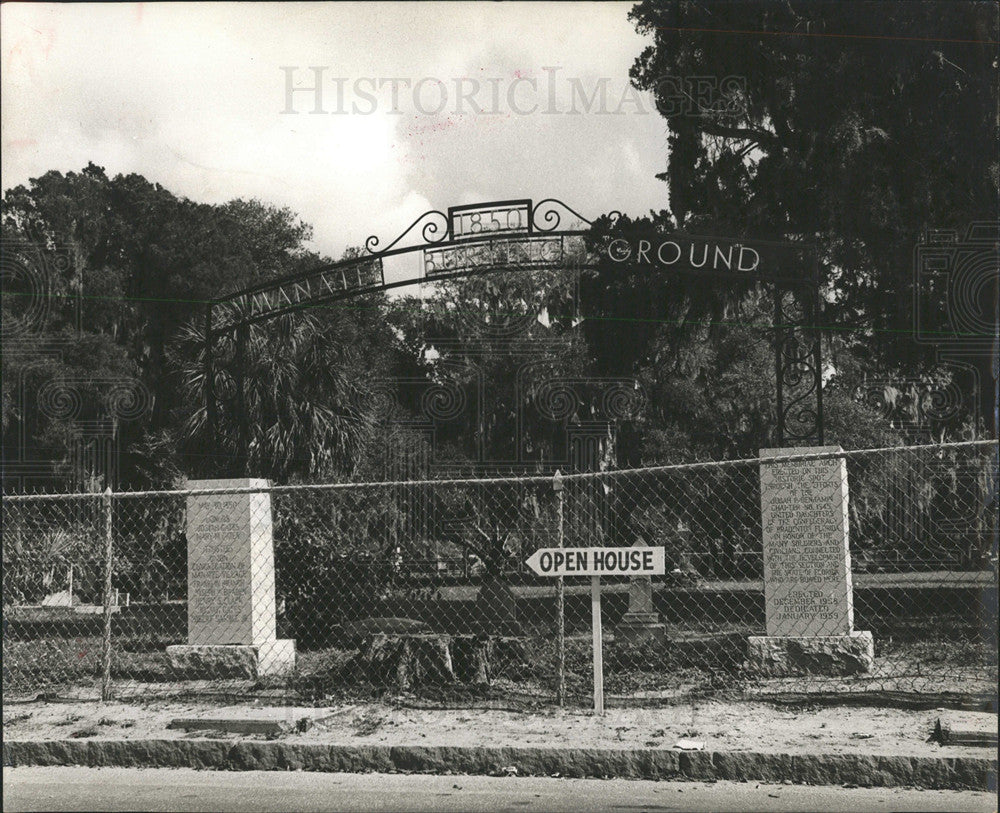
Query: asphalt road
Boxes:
[{"xmin": 4, "ymin": 768, "xmax": 996, "ymax": 813}]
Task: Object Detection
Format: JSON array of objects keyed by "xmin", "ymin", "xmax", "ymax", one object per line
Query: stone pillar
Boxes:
[
  {"xmin": 747, "ymin": 448, "xmax": 874, "ymax": 676},
  {"xmin": 167, "ymin": 479, "xmax": 295, "ymax": 679},
  {"xmin": 614, "ymin": 541, "xmax": 666, "ymax": 642}
]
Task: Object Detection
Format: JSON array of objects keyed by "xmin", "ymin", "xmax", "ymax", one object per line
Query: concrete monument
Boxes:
[
  {"xmin": 747, "ymin": 448, "xmax": 874, "ymax": 675},
  {"xmin": 167, "ymin": 479, "xmax": 295, "ymax": 679}
]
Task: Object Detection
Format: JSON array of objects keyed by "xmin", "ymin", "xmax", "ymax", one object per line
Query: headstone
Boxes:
[
  {"xmin": 747, "ymin": 448, "xmax": 874, "ymax": 675},
  {"xmin": 675, "ymin": 521, "xmax": 697, "ymax": 576},
  {"xmin": 614, "ymin": 540, "xmax": 665, "ymax": 642},
  {"xmin": 167, "ymin": 479, "xmax": 295, "ymax": 678},
  {"xmin": 41, "ymin": 590, "xmax": 77, "ymax": 607}
]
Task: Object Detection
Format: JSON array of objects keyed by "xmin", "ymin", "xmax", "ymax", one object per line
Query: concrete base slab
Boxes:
[
  {"xmin": 746, "ymin": 631, "xmax": 874, "ymax": 676},
  {"xmin": 614, "ymin": 614, "xmax": 666, "ymax": 643},
  {"xmin": 166, "ymin": 640, "xmax": 295, "ymax": 679},
  {"xmin": 166, "ymin": 716, "xmax": 306, "ymax": 736},
  {"xmin": 167, "ymin": 706, "xmax": 336, "ymax": 736}
]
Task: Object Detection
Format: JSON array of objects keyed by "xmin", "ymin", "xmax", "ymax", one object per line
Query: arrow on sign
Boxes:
[{"xmin": 525, "ymin": 546, "xmax": 666, "ymax": 577}]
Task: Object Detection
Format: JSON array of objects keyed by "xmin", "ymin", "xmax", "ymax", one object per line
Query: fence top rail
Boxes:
[{"xmin": 3, "ymin": 439, "xmax": 996, "ymax": 503}]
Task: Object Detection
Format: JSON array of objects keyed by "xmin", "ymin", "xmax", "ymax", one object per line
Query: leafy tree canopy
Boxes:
[
  {"xmin": 2, "ymin": 164, "xmax": 325, "ymax": 489},
  {"xmin": 628, "ymin": 0, "xmax": 998, "ymax": 376}
]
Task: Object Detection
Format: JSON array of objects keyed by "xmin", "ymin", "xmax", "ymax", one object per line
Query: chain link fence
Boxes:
[{"xmin": 3, "ymin": 441, "xmax": 997, "ymax": 708}]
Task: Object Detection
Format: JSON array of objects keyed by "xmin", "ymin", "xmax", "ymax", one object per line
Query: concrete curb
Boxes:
[{"xmin": 4, "ymin": 740, "xmax": 996, "ymax": 791}]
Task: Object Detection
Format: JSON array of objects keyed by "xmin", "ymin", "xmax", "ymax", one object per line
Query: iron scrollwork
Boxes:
[
  {"xmin": 774, "ymin": 287, "xmax": 822, "ymax": 445},
  {"xmin": 364, "ymin": 209, "xmax": 451, "ymax": 255},
  {"xmin": 365, "ymin": 198, "xmax": 606, "ymax": 255},
  {"xmin": 530, "ymin": 198, "xmax": 595, "ymax": 233}
]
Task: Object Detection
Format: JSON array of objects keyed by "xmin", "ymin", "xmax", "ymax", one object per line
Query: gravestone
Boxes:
[
  {"xmin": 166, "ymin": 479, "xmax": 295, "ymax": 679},
  {"xmin": 614, "ymin": 540, "xmax": 666, "ymax": 642},
  {"xmin": 747, "ymin": 447, "xmax": 874, "ymax": 675},
  {"xmin": 41, "ymin": 590, "xmax": 77, "ymax": 607}
]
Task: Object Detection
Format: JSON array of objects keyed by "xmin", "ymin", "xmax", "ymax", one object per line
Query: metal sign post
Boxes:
[
  {"xmin": 553, "ymin": 470, "xmax": 566, "ymax": 706},
  {"xmin": 526, "ymin": 544, "xmax": 666, "ymax": 715},
  {"xmin": 591, "ymin": 574, "xmax": 604, "ymax": 715}
]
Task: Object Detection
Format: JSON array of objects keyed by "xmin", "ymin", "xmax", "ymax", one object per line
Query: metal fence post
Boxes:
[
  {"xmin": 100, "ymin": 485, "xmax": 114, "ymax": 702},
  {"xmin": 554, "ymin": 470, "xmax": 565, "ymax": 706}
]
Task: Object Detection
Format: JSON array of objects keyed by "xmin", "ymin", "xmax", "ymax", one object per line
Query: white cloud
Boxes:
[{"xmin": 2, "ymin": 2, "xmax": 668, "ymax": 260}]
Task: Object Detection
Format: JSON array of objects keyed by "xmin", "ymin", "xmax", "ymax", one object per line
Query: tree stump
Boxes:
[
  {"xmin": 451, "ymin": 635, "xmax": 492, "ymax": 684},
  {"xmin": 355, "ymin": 633, "xmax": 524, "ymax": 689},
  {"xmin": 357, "ymin": 633, "xmax": 454, "ymax": 690}
]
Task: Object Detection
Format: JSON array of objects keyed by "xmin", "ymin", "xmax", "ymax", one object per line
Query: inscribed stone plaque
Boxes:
[
  {"xmin": 759, "ymin": 447, "xmax": 853, "ymax": 637},
  {"xmin": 186, "ymin": 478, "xmax": 276, "ymax": 646}
]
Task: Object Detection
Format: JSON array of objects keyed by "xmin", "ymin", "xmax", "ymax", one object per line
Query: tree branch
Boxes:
[{"xmin": 699, "ymin": 123, "xmax": 781, "ymax": 151}]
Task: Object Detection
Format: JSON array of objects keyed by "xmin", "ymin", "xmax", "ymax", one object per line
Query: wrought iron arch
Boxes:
[{"xmin": 204, "ymin": 199, "xmax": 823, "ymax": 472}]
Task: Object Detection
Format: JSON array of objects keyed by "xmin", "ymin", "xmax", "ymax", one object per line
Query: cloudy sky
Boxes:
[{"xmin": 2, "ymin": 2, "xmax": 669, "ymax": 258}]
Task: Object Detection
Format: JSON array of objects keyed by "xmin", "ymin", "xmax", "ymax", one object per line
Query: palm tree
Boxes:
[{"xmin": 170, "ymin": 300, "xmax": 395, "ymax": 482}]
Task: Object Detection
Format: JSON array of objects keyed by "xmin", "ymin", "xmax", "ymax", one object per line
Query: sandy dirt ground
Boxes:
[{"xmin": 4, "ymin": 698, "xmax": 996, "ymax": 761}]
